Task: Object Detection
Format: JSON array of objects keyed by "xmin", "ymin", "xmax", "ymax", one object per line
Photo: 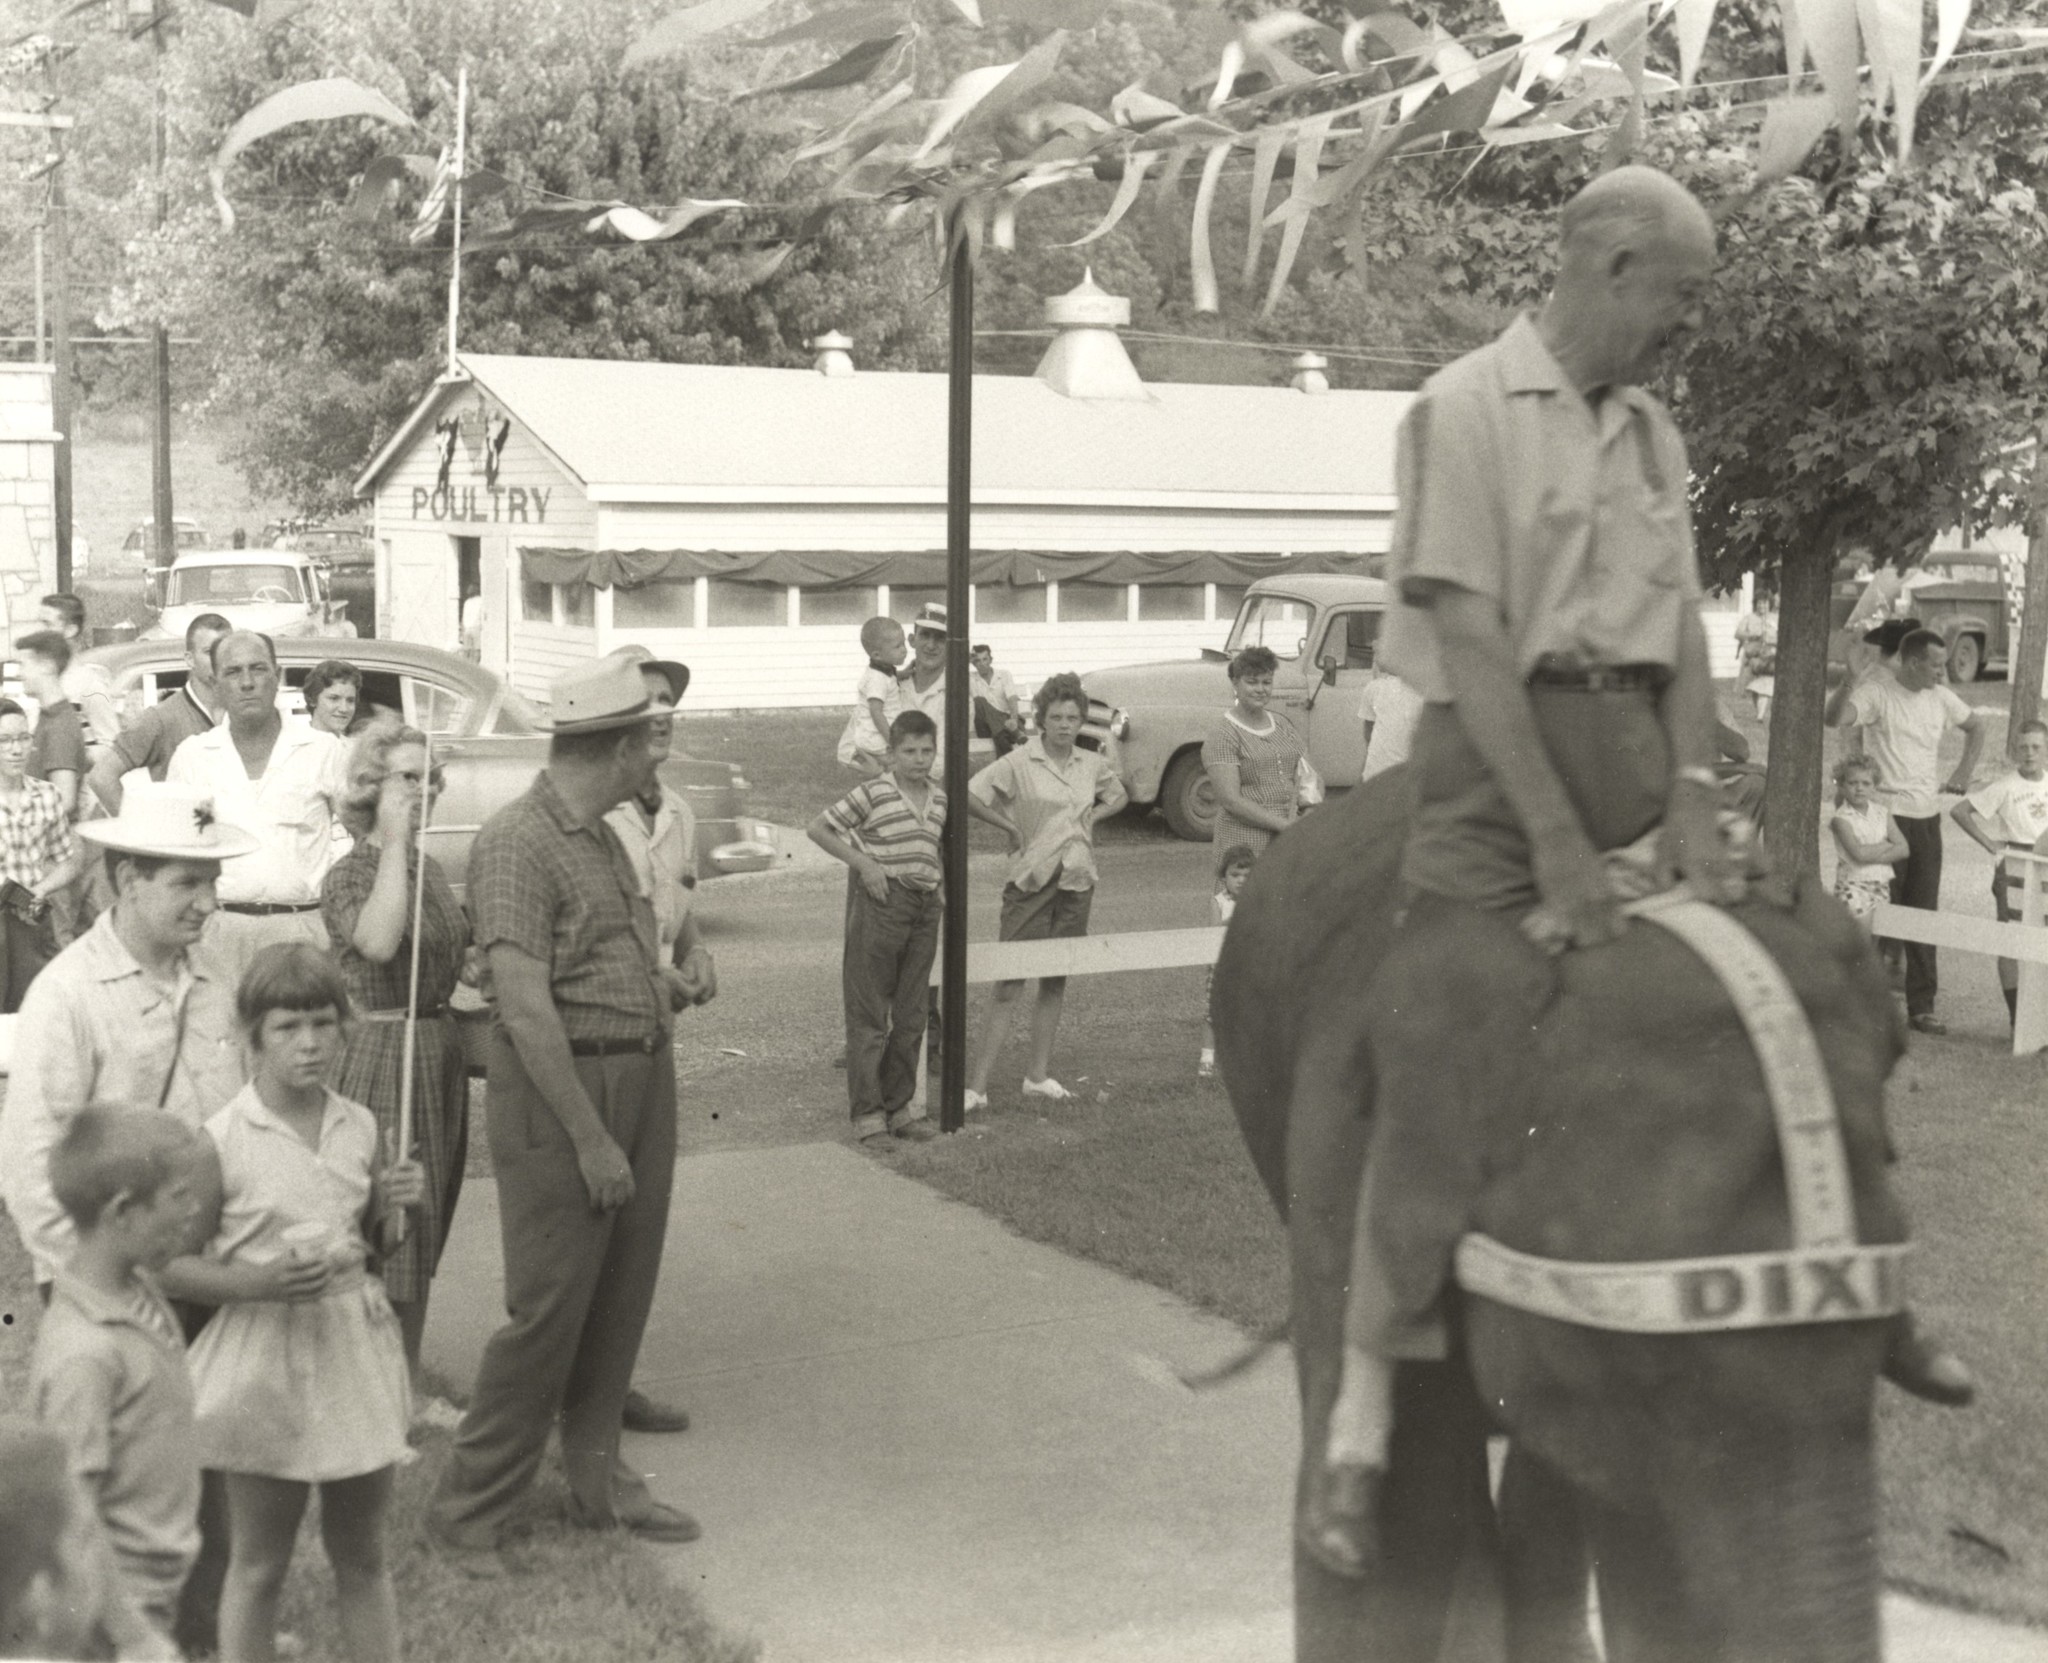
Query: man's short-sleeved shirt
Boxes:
[
  {"xmin": 604, "ymin": 785, "xmax": 698, "ymax": 957},
  {"xmin": 1965, "ymin": 768, "xmax": 2048, "ymax": 847},
  {"xmin": 898, "ymin": 670, "xmax": 948, "ymax": 779},
  {"xmin": 31, "ymin": 1273, "xmax": 200, "ymax": 1613},
  {"xmin": 1377, "ymin": 315, "xmax": 1701, "ymax": 703},
  {"xmin": 468, "ymin": 770, "xmax": 666, "ymax": 1042},
  {"xmin": 1357, "ymin": 674, "xmax": 1425, "ymax": 783},
  {"xmin": 1844, "ymin": 678, "xmax": 1972, "ymax": 819},
  {"xmin": 105, "ymin": 687, "xmax": 217, "ymax": 787},
  {"xmin": 820, "ymin": 774, "xmax": 947, "ymax": 891},
  {"xmin": 29, "ymin": 699, "xmax": 87, "ymax": 787},
  {"xmin": 166, "ymin": 721, "xmax": 348, "ymax": 905}
]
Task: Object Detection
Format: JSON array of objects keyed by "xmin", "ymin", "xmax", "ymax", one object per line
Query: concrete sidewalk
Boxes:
[{"xmin": 425, "ymin": 1143, "xmax": 2048, "ymax": 1663}]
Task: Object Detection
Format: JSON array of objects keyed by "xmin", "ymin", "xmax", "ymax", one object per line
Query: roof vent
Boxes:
[
  {"xmin": 1290, "ymin": 352, "xmax": 1330, "ymax": 394},
  {"xmin": 1034, "ymin": 270, "xmax": 1149, "ymax": 402},
  {"xmin": 811, "ymin": 330, "xmax": 855, "ymax": 377}
]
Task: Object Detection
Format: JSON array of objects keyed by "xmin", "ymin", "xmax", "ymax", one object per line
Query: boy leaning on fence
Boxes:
[
  {"xmin": 809, "ymin": 710, "xmax": 947, "ymax": 1145},
  {"xmin": 1950, "ymin": 717, "xmax": 2048, "ymax": 1030}
]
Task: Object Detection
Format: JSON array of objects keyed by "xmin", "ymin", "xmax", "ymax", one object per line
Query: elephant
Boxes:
[{"xmin": 1212, "ymin": 769, "xmax": 1910, "ymax": 1663}]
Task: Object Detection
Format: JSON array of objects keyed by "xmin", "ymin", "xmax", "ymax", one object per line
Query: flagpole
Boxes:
[{"xmin": 445, "ymin": 65, "xmax": 467, "ymax": 377}]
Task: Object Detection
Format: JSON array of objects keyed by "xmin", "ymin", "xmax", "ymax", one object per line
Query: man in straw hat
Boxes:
[
  {"xmin": 428, "ymin": 655, "xmax": 704, "ymax": 1575},
  {"xmin": 0, "ymin": 777, "xmax": 260, "ymax": 1655}
]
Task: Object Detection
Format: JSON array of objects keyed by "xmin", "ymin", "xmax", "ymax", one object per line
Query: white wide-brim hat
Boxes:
[{"xmin": 77, "ymin": 781, "xmax": 262, "ymax": 861}]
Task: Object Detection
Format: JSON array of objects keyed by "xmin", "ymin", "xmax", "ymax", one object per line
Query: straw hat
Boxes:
[
  {"xmin": 546, "ymin": 656, "xmax": 667, "ymax": 734},
  {"xmin": 605, "ymin": 644, "xmax": 691, "ymax": 705},
  {"xmin": 76, "ymin": 781, "xmax": 261, "ymax": 861}
]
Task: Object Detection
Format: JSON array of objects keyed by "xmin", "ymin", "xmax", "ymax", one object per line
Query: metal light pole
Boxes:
[
  {"xmin": 147, "ymin": 0, "xmax": 175, "ymax": 578},
  {"xmin": 938, "ymin": 219, "xmax": 974, "ymax": 1135}
]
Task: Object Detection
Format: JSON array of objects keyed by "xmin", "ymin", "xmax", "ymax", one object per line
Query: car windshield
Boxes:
[
  {"xmin": 166, "ymin": 564, "xmax": 302, "ymax": 606},
  {"xmin": 1225, "ymin": 594, "xmax": 1312, "ymax": 660}
]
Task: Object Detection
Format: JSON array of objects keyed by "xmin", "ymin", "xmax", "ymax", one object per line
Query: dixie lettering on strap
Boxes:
[{"xmin": 1456, "ymin": 895, "xmax": 1908, "ymax": 1335}]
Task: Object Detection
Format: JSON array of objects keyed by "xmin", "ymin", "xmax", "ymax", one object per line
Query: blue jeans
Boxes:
[{"xmin": 844, "ymin": 878, "xmax": 942, "ymax": 1124}]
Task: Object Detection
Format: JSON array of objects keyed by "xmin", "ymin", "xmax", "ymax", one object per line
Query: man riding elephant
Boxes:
[{"xmin": 1301, "ymin": 165, "xmax": 1970, "ymax": 1578}]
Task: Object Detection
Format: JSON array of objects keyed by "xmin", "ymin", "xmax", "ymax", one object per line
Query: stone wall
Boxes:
[{"xmin": 0, "ymin": 366, "xmax": 58, "ymax": 640}]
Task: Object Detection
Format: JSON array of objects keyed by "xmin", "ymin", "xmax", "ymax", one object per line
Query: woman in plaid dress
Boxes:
[
  {"xmin": 1200, "ymin": 646, "xmax": 1306, "ymax": 857},
  {"xmin": 321, "ymin": 724, "xmax": 471, "ymax": 1385}
]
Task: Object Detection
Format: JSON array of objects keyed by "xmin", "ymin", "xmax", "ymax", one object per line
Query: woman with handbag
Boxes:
[
  {"xmin": 1200, "ymin": 646, "xmax": 1313, "ymax": 858},
  {"xmin": 320, "ymin": 723, "xmax": 471, "ymax": 1414},
  {"xmin": 0, "ymin": 698, "xmax": 81, "ymax": 1009}
]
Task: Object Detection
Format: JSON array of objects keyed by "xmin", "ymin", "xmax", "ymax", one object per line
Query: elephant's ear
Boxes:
[{"xmin": 1786, "ymin": 868, "xmax": 1907, "ymax": 1073}]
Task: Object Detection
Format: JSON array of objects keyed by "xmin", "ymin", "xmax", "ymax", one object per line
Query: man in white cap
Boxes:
[
  {"xmin": 602, "ymin": 644, "xmax": 716, "ymax": 1436},
  {"xmin": 899, "ymin": 602, "xmax": 950, "ymax": 780},
  {"xmin": 0, "ymin": 777, "xmax": 258, "ymax": 1656},
  {"xmin": 429, "ymin": 655, "xmax": 704, "ymax": 1574}
]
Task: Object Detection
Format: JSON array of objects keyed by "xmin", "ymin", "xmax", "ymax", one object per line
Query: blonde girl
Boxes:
[{"xmin": 1830, "ymin": 756, "xmax": 1906, "ymax": 930}]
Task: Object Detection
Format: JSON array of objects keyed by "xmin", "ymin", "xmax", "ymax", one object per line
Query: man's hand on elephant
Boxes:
[
  {"xmin": 1663, "ymin": 786, "xmax": 1744, "ymax": 905},
  {"xmin": 1524, "ymin": 836, "xmax": 1622, "ymax": 953}
]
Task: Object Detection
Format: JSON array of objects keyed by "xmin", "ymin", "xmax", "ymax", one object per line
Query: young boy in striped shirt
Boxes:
[{"xmin": 809, "ymin": 710, "xmax": 947, "ymax": 1144}]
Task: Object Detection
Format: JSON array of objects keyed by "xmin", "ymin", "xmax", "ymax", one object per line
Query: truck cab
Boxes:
[
  {"xmin": 1082, "ymin": 573, "xmax": 1390, "ymax": 840},
  {"xmin": 144, "ymin": 547, "xmax": 357, "ymax": 645}
]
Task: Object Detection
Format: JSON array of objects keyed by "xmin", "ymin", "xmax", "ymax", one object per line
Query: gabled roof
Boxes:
[{"xmin": 354, "ymin": 352, "xmax": 1410, "ymax": 508}]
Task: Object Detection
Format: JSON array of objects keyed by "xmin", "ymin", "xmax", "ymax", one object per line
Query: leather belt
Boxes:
[
  {"xmin": 567, "ymin": 1034, "xmax": 663, "ymax": 1057},
  {"xmin": 1526, "ymin": 658, "xmax": 1669, "ymax": 693},
  {"xmin": 222, "ymin": 901, "xmax": 321, "ymax": 916}
]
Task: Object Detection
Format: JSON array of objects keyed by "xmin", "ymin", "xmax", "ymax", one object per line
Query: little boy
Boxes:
[
  {"xmin": 835, "ymin": 616, "xmax": 907, "ymax": 778},
  {"xmin": 32, "ymin": 1109, "xmax": 209, "ymax": 1658},
  {"xmin": 809, "ymin": 710, "xmax": 946, "ymax": 1143},
  {"xmin": 1952, "ymin": 717, "xmax": 2048, "ymax": 1027}
]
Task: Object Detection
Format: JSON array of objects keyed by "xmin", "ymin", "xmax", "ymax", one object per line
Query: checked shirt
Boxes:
[
  {"xmin": 468, "ymin": 771, "xmax": 667, "ymax": 1043},
  {"xmin": 0, "ymin": 776, "xmax": 74, "ymax": 891}
]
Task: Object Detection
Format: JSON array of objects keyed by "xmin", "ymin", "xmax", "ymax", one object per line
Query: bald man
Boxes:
[{"xmin": 1302, "ymin": 168, "xmax": 1741, "ymax": 1577}]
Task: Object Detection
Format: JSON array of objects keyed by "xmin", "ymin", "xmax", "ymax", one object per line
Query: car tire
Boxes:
[
  {"xmin": 1160, "ymin": 749, "xmax": 1217, "ymax": 842},
  {"xmin": 1949, "ymin": 633, "xmax": 1982, "ymax": 684}
]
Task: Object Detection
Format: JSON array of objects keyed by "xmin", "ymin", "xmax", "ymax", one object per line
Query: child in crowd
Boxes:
[
  {"xmin": 1951, "ymin": 717, "xmax": 2048, "ymax": 1027},
  {"xmin": 30, "ymin": 1111, "xmax": 210, "ymax": 1659},
  {"xmin": 1830, "ymin": 756, "xmax": 1906, "ymax": 934},
  {"xmin": 810, "ymin": 710, "xmax": 946, "ymax": 1143},
  {"xmin": 836, "ymin": 616, "xmax": 908, "ymax": 778},
  {"xmin": 160, "ymin": 944, "xmax": 423, "ymax": 1663},
  {"xmin": 0, "ymin": 1418, "xmax": 127, "ymax": 1662},
  {"xmin": 1198, "ymin": 845, "xmax": 1255, "ymax": 1079}
]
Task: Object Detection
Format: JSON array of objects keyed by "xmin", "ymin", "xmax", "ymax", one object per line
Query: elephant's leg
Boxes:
[
  {"xmin": 1579, "ymin": 1492, "xmax": 1720, "ymax": 1663},
  {"xmin": 1285, "ymin": 1053, "xmax": 1499, "ymax": 1663},
  {"xmin": 1496, "ymin": 1446, "xmax": 1598, "ymax": 1663}
]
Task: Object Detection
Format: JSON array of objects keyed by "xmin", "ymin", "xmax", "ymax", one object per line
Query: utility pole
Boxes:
[
  {"xmin": 144, "ymin": 0, "xmax": 175, "ymax": 578},
  {"xmin": 48, "ymin": 139, "xmax": 73, "ymax": 588}
]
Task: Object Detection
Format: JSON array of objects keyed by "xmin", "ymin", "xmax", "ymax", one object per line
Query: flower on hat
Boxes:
[{"xmin": 193, "ymin": 801, "xmax": 216, "ymax": 835}]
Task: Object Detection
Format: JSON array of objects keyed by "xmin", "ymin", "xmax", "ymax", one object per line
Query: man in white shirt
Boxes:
[
  {"xmin": 968, "ymin": 643, "xmax": 1021, "ymax": 760},
  {"xmin": 1826, "ymin": 627, "xmax": 1987, "ymax": 1033},
  {"xmin": 165, "ymin": 630, "xmax": 348, "ymax": 980},
  {"xmin": 1951, "ymin": 717, "xmax": 2048, "ymax": 1027},
  {"xmin": 1357, "ymin": 671, "xmax": 1423, "ymax": 784}
]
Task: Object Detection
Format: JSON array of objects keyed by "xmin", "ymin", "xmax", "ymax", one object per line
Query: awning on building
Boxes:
[{"xmin": 518, "ymin": 546, "xmax": 1382, "ymax": 591}]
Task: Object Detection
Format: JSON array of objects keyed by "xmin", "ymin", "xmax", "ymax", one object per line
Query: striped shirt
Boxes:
[
  {"xmin": 819, "ymin": 775, "xmax": 946, "ymax": 892},
  {"xmin": 0, "ymin": 775, "xmax": 74, "ymax": 890}
]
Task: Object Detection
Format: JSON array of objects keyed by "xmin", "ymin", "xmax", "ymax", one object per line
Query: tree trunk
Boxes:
[
  {"xmin": 1761, "ymin": 548, "xmax": 1835, "ymax": 882},
  {"xmin": 2006, "ymin": 424, "xmax": 2048, "ymax": 757}
]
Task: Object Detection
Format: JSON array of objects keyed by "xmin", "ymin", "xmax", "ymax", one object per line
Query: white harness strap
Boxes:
[{"xmin": 1455, "ymin": 896, "xmax": 1909, "ymax": 1334}]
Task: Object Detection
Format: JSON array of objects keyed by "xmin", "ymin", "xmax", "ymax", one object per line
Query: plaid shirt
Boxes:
[
  {"xmin": 0, "ymin": 776, "xmax": 74, "ymax": 890},
  {"xmin": 468, "ymin": 771, "xmax": 666, "ymax": 1043}
]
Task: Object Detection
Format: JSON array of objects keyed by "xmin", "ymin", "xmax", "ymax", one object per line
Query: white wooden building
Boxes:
[{"xmin": 353, "ymin": 277, "xmax": 1420, "ymax": 709}]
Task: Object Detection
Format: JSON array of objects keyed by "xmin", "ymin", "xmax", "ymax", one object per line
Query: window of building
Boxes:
[
  {"xmin": 706, "ymin": 579, "xmax": 786, "ymax": 627},
  {"xmin": 520, "ymin": 578, "xmax": 555, "ymax": 623},
  {"xmin": 1057, "ymin": 581, "xmax": 1129, "ymax": 622},
  {"xmin": 560, "ymin": 582, "xmax": 595, "ymax": 629},
  {"xmin": 888, "ymin": 586, "xmax": 947, "ymax": 628},
  {"xmin": 1137, "ymin": 584, "xmax": 1205, "ymax": 621},
  {"xmin": 797, "ymin": 586, "xmax": 876, "ymax": 626},
  {"xmin": 974, "ymin": 582, "xmax": 1048, "ymax": 623},
  {"xmin": 615, "ymin": 581, "xmax": 696, "ymax": 629}
]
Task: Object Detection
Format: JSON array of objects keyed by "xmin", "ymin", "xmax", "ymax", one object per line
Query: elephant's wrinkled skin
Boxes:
[{"xmin": 1212, "ymin": 772, "xmax": 1908, "ymax": 1663}]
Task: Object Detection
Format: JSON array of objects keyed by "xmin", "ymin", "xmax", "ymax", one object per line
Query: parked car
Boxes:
[
  {"xmin": 122, "ymin": 516, "xmax": 211, "ymax": 558},
  {"xmin": 277, "ymin": 524, "xmax": 378, "ymax": 637},
  {"xmin": 1081, "ymin": 573, "xmax": 1389, "ymax": 840},
  {"xmin": 80, "ymin": 637, "xmax": 778, "ymax": 888},
  {"xmin": 142, "ymin": 548, "xmax": 357, "ymax": 645}
]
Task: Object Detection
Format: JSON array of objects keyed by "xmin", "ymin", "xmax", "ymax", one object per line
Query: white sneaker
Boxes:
[
  {"xmin": 1197, "ymin": 1052, "xmax": 1215, "ymax": 1079},
  {"xmin": 1020, "ymin": 1076, "xmax": 1075, "ymax": 1102},
  {"xmin": 963, "ymin": 1089, "xmax": 989, "ymax": 1112}
]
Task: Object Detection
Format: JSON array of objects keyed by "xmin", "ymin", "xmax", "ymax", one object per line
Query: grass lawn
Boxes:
[{"xmin": 882, "ymin": 949, "xmax": 2048, "ymax": 1632}]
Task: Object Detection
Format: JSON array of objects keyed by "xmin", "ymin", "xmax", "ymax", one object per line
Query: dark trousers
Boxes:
[
  {"xmin": 168, "ymin": 1300, "xmax": 228, "ymax": 1657},
  {"xmin": 431, "ymin": 1032, "xmax": 677, "ymax": 1544},
  {"xmin": 1, "ymin": 906, "xmax": 55, "ymax": 1013},
  {"xmin": 844, "ymin": 878, "xmax": 941, "ymax": 1125},
  {"xmin": 1891, "ymin": 813, "xmax": 1944, "ymax": 1017}
]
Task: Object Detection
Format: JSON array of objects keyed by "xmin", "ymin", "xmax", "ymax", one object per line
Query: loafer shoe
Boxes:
[
  {"xmin": 1020, "ymin": 1076, "xmax": 1074, "ymax": 1102},
  {"xmin": 622, "ymin": 1388, "xmax": 691, "ymax": 1434},
  {"xmin": 616, "ymin": 1502, "xmax": 703, "ymax": 1545},
  {"xmin": 891, "ymin": 1119, "xmax": 940, "ymax": 1142},
  {"xmin": 1908, "ymin": 1012, "xmax": 1948, "ymax": 1036}
]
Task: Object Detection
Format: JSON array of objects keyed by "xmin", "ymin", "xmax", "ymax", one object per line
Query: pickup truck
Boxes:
[{"xmin": 1082, "ymin": 573, "xmax": 1388, "ymax": 840}]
